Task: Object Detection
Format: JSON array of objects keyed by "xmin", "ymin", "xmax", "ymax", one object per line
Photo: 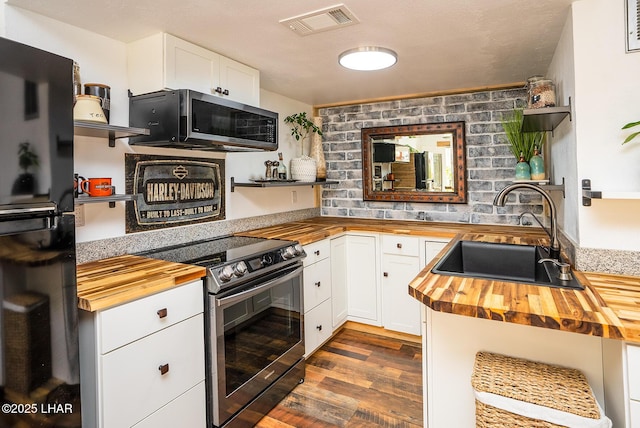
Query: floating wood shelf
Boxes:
[
  {"xmin": 230, "ymin": 177, "xmax": 338, "ymax": 192},
  {"xmin": 74, "ymin": 121, "xmax": 150, "ymax": 147}
]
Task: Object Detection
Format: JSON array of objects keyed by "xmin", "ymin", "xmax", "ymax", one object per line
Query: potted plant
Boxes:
[
  {"xmin": 500, "ymin": 109, "xmax": 545, "ymax": 180},
  {"xmin": 622, "ymin": 120, "xmax": 640, "ymax": 145},
  {"xmin": 284, "ymin": 112, "xmax": 323, "ymax": 182},
  {"xmin": 11, "ymin": 141, "xmax": 39, "ymax": 195}
]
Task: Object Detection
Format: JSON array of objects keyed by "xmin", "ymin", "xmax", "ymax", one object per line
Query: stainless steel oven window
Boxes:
[{"xmin": 209, "ymin": 264, "xmax": 304, "ymax": 426}]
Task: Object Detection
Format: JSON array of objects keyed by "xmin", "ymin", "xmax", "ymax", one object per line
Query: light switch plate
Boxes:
[{"xmin": 74, "ymin": 204, "xmax": 85, "ymax": 227}]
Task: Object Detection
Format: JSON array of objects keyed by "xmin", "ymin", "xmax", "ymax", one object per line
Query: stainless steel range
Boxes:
[{"xmin": 141, "ymin": 235, "xmax": 306, "ymax": 427}]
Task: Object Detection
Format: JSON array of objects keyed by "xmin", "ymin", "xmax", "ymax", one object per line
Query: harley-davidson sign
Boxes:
[{"xmin": 125, "ymin": 154, "xmax": 225, "ymax": 233}]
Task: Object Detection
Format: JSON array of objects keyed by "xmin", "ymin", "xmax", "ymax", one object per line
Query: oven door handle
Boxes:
[{"xmin": 215, "ymin": 265, "xmax": 303, "ymax": 308}]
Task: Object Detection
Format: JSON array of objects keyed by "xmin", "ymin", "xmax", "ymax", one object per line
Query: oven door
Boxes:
[{"xmin": 208, "ymin": 263, "xmax": 304, "ymax": 427}]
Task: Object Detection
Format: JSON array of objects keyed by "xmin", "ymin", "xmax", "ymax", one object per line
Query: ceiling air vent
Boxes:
[
  {"xmin": 280, "ymin": 4, "xmax": 359, "ymax": 36},
  {"xmin": 627, "ymin": 0, "xmax": 640, "ymax": 51}
]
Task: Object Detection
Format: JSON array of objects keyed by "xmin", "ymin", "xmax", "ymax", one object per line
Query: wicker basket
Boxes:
[
  {"xmin": 471, "ymin": 352, "xmax": 602, "ymax": 428},
  {"xmin": 3, "ymin": 291, "xmax": 52, "ymax": 395}
]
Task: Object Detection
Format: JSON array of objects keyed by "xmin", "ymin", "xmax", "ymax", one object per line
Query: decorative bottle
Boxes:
[
  {"xmin": 277, "ymin": 153, "xmax": 287, "ymax": 180},
  {"xmin": 515, "ymin": 152, "xmax": 531, "ymax": 180},
  {"xmin": 529, "ymin": 146, "xmax": 545, "ymax": 180}
]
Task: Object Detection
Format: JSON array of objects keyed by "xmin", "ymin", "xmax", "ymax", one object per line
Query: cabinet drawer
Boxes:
[
  {"xmin": 101, "ymin": 314, "xmax": 205, "ymax": 428},
  {"xmin": 304, "ymin": 298, "xmax": 332, "ymax": 357},
  {"xmin": 629, "ymin": 344, "xmax": 640, "ymax": 400},
  {"xmin": 382, "ymin": 235, "xmax": 419, "ymax": 257},
  {"xmin": 133, "ymin": 381, "xmax": 206, "ymax": 428},
  {"xmin": 303, "ymin": 239, "xmax": 330, "ymax": 266},
  {"xmin": 99, "ymin": 280, "xmax": 203, "ymax": 353},
  {"xmin": 304, "ymin": 258, "xmax": 331, "ymax": 311}
]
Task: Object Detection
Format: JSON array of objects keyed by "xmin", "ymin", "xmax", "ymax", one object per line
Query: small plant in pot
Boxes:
[
  {"xmin": 11, "ymin": 141, "xmax": 39, "ymax": 195},
  {"xmin": 284, "ymin": 112, "xmax": 323, "ymax": 182},
  {"xmin": 500, "ymin": 109, "xmax": 545, "ymax": 180}
]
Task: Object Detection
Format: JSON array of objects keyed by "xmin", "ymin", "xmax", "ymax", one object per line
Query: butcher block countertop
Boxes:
[
  {"xmin": 76, "ymin": 255, "xmax": 206, "ymax": 312},
  {"xmin": 237, "ymin": 217, "xmax": 640, "ymax": 344}
]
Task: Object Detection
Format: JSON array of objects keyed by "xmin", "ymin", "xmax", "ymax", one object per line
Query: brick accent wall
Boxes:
[{"xmin": 318, "ymin": 88, "xmax": 547, "ymax": 226}]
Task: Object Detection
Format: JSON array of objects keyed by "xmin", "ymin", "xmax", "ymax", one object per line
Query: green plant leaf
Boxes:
[
  {"xmin": 622, "ymin": 120, "xmax": 640, "ymax": 130},
  {"xmin": 623, "ymin": 131, "xmax": 640, "ymax": 145},
  {"xmin": 500, "ymin": 109, "xmax": 544, "ymax": 161}
]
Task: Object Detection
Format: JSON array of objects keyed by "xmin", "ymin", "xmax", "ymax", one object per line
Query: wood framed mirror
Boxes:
[{"xmin": 362, "ymin": 122, "xmax": 467, "ymax": 203}]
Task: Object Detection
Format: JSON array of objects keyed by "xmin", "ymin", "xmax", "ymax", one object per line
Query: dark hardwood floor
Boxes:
[{"xmin": 256, "ymin": 323, "xmax": 423, "ymax": 427}]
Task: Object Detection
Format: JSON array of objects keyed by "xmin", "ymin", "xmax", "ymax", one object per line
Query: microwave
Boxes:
[{"xmin": 129, "ymin": 89, "xmax": 278, "ymax": 151}]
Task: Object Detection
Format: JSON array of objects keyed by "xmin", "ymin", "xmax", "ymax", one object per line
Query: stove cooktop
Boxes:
[{"xmin": 139, "ymin": 235, "xmax": 305, "ymax": 293}]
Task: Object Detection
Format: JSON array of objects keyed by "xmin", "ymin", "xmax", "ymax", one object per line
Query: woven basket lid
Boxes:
[{"xmin": 471, "ymin": 351, "xmax": 600, "ymax": 419}]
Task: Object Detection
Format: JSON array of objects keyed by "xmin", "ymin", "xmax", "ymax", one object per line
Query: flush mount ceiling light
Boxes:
[{"xmin": 338, "ymin": 46, "xmax": 397, "ymax": 71}]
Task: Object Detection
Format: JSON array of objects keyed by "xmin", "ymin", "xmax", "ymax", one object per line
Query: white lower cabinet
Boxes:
[
  {"xmin": 80, "ymin": 280, "xmax": 206, "ymax": 428},
  {"xmin": 303, "ymin": 239, "xmax": 333, "ymax": 356},
  {"xmin": 133, "ymin": 382, "xmax": 206, "ymax": 428},
  {"xmin": 629, "ymin": 344, "xmax": 640, "ymax": 427},
  {"xmin": 330, "ymin": 236, "xmax": 348, "ymax": 329},
  {"xmin": 346, "ymin": 234, "xmax": 381, "ymax": 325},
  {"xmin": 381, "ymin": 235, "xmax": 421, "ymax": 335},
  {"xmin": 603, "ymin": 341, "xmax": 640, "ymax": 428},
  {"xmin": 304, "ymin": 299, "xmax": 333, "ymax": 355}
]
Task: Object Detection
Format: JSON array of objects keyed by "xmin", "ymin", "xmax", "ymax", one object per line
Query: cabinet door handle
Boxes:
[
  {"xmin": 157, "ymin": 308, "xmax": 168, "ymax": 319},
  {"xmin": 316, "ymin": 325, "xmax": 322, "ymax": 331},
  {"xmin": 315, "ymin": 281, "xmax": 321, "ymax": 287},
  {"xmin": 158, "ymin": 363, "xmax": 170, "ymax": 375},
  {"xmin": 222, "ymin": 89, "xmax": 229, "ymax": 96},
  {"xmin": 383, "ymin": 272, "xmax": 388, "ymax": 277},
  {"xmin": 397, "ymin": 243, "xmax": 403, "ymax": 249},
  {"xmin": 214, "ymin": 87, "xmax": 223, "ymax": 94},
  {"xmin": 314, "ymin": 250, "xmax": 320, "ymax": 256}
]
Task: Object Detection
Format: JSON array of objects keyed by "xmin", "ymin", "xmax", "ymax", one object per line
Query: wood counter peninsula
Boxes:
[{"xmin": 237, "ymin": 217, "xmax": 640, "ymax": 427}]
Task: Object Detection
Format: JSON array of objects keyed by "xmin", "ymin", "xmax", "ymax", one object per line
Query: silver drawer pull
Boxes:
[
  {"xmin": 158, "ymin": 363, "xmax": 169, "ymax": 375},
  {"xmin": 157, "ymin": 308, "xmax": 168, "ymax": 319}
]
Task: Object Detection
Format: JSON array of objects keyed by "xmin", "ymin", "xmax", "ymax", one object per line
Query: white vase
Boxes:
[{"xmin": 290, "ymin": 156, "xmax": 317, "ymax": 182}]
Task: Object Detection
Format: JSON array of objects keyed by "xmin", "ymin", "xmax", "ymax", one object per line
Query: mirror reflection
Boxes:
[{"xmin": 362, "ymin": 122, "xmax": 467, "ymax": 203}]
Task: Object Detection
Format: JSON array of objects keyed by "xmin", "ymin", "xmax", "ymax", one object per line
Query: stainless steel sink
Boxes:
[{"xmin": 431, "ymin": 241, "xmax": 584, "ymax": 290}]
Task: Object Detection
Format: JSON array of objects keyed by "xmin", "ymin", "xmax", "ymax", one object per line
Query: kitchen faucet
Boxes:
[{"xmin": 493, "ymin": 183, "xmax": 560, "ymax": 259}]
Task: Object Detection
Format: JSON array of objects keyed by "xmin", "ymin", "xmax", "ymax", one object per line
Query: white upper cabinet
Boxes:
[{"xmin": 127, "ymin": 33, "xmax": 260, "ymax": 106}]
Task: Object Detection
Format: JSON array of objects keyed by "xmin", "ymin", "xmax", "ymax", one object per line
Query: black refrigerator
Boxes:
[{"xmin": 0, "ymin": 37, "xmax": 81, "ymax": 427}]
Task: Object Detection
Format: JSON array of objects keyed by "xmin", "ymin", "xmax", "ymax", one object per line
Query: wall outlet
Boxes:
[
  {"xmin": 74, "ymin": 204, "xmax": 85, "ymax": 227},
  {"xmin": 291, "ymin": 190, "xmax": 297, "ymax": 204}
]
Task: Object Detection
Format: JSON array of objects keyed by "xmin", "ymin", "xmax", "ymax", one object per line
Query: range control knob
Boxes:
[
  {"xmin": 282, "ymin": 244, "xmax": 304, "ymax": 259},
  {"xmin": 233, "ymin": 261, "xmax": 247, "ymax": 277},
  {"xmin": 219, "ymin": 265, "xmax": 235, "ymax": 282},
  {"xmin": 261, "ymin": 254, "xmax": 273, "ymax": 266},
  {"xmin": 282, "ymin": 246, "xmax": 297, "ymax": 260}
]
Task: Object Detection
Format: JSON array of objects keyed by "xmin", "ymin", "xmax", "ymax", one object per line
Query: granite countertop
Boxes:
[{"xmin": 237, "ymin": 217, "xmax": 640, "ymax": 344}]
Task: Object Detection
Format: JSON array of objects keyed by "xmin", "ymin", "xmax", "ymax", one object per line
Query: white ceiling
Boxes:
[{"xmin": 6, "ymin": 0, "xmax": 575, "ymax": 106}]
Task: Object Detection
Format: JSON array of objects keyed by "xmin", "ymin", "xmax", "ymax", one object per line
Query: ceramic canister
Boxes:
[
  {"xmin": 84, "ymin": 83, "xmax": 110, "ymax": 122},
  {"xmin": 73, "ymin": 95, "xmax": 107, "ymax": 123}
]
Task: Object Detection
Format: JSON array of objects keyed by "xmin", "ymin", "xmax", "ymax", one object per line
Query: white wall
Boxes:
[
  {"xmin": 547, "ymin": 10, "xmax": 579, "ymax": 244},
  {"xmin": 572, "ymin": 0, "xmax": 640, "ymax": 251},
  {"xmin": 2, "ymin": 4, "xmax": 316, "ymax": 243},
  {"xmin": 547, "ymin": 0, "xmax": 640, "ymax": 252}
]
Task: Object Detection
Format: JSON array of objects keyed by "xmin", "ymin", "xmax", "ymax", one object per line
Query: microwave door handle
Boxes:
[{"xmin": 215, "ymin": 265, "xmax": 303, "ymax": 308}]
